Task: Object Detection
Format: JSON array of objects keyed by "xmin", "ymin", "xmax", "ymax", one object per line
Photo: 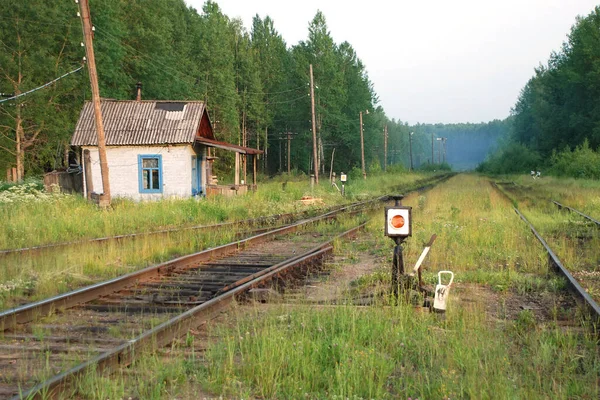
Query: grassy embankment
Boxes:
[
  {"xmin": 73, "ymin": 174, "xmax": 600, "ymax": 399},
  {"xmin": 0, "ymin": 171, "xmax": 436, "ymax": 309},
  {"xmin": 493, "ymin": 174, "xmax": 600, "ymax": 303}
]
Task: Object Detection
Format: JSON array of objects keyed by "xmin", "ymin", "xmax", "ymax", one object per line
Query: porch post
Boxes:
[
  {"xmin": 234, "ymin": 152, "xmax": 240, "ymax": 186},
  {"xmin": 253, "ymin": 154, "xmax": 257, "ymax": 186},
  {"xmin": 243, "ymin": 154, "xmax": 247, "ymax": 184}
]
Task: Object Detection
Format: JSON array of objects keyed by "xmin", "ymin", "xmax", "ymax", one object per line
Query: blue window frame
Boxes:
[{"xmin": 138, "ymin": 154, "xmax": 163, "ymax": 193}]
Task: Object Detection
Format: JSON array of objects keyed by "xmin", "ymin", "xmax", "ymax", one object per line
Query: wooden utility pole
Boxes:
[
  {"xmin": 409, "ymin": 132, "xmax": 414, "ymax": 171},
  {"xmin": 80, "ymin": 0, "xmax": 111, "ymax": 205},
  {"xmin": 360, "ymin": 111, "xmax": 366, "ymax": 179},
  {"xmin": 431, "ymin": 132, "xmax": 434, "ymax": 164},
  {"xmin": 287, "ymin": 132, "xmax": 292, "ymax": 175},
  {"xmin": 309, "ymin": 64, "xmax": 318, "ymax": 184},
  {"xmin": 384, "ymin": 124, "xmax": 388, "ymax": 172}
]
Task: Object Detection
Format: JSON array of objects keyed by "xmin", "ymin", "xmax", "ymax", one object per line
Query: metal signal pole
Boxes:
[
  {"xmin": 79, "ymin": 0, "xmax": 111, "ymax": 206},
  {"xmin": 309, "ymin": 64, "xmax": 318, "ymax": 184}
]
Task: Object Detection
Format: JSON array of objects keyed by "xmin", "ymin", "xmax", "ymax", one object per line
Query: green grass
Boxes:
[
  {"xmin": 189, "ymin": 174, "xmax": 599, "ymax": 399},
  {"xmin": 0, "ymin": 171, "xmax": 438, "ymax": 250},
  {"xmin": 59, "ymin": 174, "xmax": 600, "ymax": 399},
  {"xmin": 195, "ymin": 298, "xmax": 598, "ymax": 400}
]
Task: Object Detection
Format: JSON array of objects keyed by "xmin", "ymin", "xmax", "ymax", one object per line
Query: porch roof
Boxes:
[{"xmin": 195, "ymin": 137, "xmax": 263, "ymax": 155}]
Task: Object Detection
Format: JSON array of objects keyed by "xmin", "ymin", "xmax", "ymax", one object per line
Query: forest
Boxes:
[
  {"xmin": 479, "ymin": 6, "xmax": 600, "ymax": 178},
  {"xmin": 0, "ymin": 0, "xmax": 508, "ymax": 181}
]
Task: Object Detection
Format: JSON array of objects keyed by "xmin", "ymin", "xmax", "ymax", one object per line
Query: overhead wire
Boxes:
[{"xmin": 0, "ymin": 65, "xmax": 84, "ymax": 104}]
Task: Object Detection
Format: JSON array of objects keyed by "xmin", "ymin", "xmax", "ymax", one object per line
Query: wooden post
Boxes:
[
  {"xmin": 309, "ymin": 64, "xmax": 318, "ymax": 184},
  {"xmin": 360, "ymin": 111, "xmax": 366, "ymax": 179},
  {"xmin": 80, "ymin": 0, "xmax": 111, "ymax": 205},
  {"xmin": 252, "ymin": 154, "xmax": 257, "ymax": 186},
  {"xmin": 431, "ymin": 132, "xmax": 434, "ymax": 165},
  {"xmin": 329, "ymin": 148, "xmax": 335, "ymax": 183},
  {"xmin": 63, "ymin": 144, "xmax": 70, "ymax": 168},
  {"xmin": 83, "ymin": 149, "xmax": 94, "ymax": 200},
  {"xmin": 287, "ymin": 132, "xmax": 291, "ymax": 175},
  {"xmin": 243, "ymin": 155, "xmax": 247, "ymax": 184},
  {"xmin": 234, "ymin": 152, "xmax": 240, "ymax": 185},
  {"xmin": 409, "ymin": 132, "xmax": 414, "ymax": 171},
  {"xmin": 384, "ymin": 124, "xmax": 388, "ymax": 172}
]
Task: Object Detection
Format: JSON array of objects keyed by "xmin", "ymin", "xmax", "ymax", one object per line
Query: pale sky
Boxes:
[{"xmin": 185, "ymin": 0, "xmax": 599, "ymax": 124}]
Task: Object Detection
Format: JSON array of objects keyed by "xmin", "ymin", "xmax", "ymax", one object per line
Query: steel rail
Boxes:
[
  {"xmin": 552, "ymin": 200, "xmax": 600, "ymax": 227},
  {"xmin": 0, "ymin": 173, "xmax": 451, "ymax": 256},
  {"xmin": 0, "ymin": 174, "xmax": 452, "ymax": 329},
  {"xmin": 0, "ymin": 198, "xmax": 378, "ymax": 330},
  {"xmin": 0, "ymin": 211, "xmax": 299, "ymax": 256},
  {"xmin": 513, "ymin": 207, "xmax": 600, "ymax": 318},
  {"xmin": 17, "ymin": 223, "xmax": 365, "ymax": 399}
]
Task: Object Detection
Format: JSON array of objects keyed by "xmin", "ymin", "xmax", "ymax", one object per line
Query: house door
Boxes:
[{"xmin": 191, "ymin": 155, "xmax": 202, "ymax": 196}]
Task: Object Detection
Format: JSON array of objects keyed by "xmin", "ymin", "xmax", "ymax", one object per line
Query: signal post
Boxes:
[{"xmin": 385, "ymin": 195, "xmax": 412, "ymax": 297}]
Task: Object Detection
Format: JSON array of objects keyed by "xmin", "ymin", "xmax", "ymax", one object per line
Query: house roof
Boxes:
[
  {"xmin": 196, "ymin": 137, "xmax": 263, "ymax": 155},
  {"xmin": 71, "ymin": 100, "xmax": 209, "ymax": 146}
]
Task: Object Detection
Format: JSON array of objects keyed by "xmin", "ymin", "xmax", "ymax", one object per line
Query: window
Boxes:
[{"xmin": 138, "ymin": 154, "xmax": 162, "ymax": 193}]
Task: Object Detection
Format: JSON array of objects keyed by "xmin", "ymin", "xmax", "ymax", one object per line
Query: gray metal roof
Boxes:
[{"xmin": 71, "ymin": 100, "xmax": 206, "ymax": 146}]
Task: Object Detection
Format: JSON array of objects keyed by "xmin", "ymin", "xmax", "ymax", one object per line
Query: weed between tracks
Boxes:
[
  {"xmin": 68, "ymin": 175, "xmax": 599, "ymax": 400},
  {"xmin": 0, "ymin": 172, "xmax": 435, "ymax": 310},
  {"xmin": 496, "ymin": 176, "xmax": 600, "ymax": 305},
  {"xmin": 0, "ymin": 173, "xmax": 434, "ymax": 251}
]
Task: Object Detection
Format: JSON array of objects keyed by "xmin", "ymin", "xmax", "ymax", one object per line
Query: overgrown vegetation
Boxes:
[
  {"xmin": 90, "ymin": 174, "xmax": 597, "ymax": 400},
  {"xmin": 0, "ymin": 171, "xmax": 434, "ymax": 250},
  {"xmin": 0, "ymin": 0, "xmax": 415, "ymax": 179},
  {"xmin": 479, "ymin": 6, "xmax": 600, "ymax": 178},
  {"xmin": 0, "ymin": 171, "xmax": 438, "ymax": 309}
]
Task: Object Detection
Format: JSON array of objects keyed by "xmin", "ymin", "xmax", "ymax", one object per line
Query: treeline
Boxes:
[
  {"xmin": 411, "ymin": 120, "xmax": 510, "ymax": 170},
  {"xmin": 0, "ymin": 0, "xmax": 410, "ymax": 179},
  {"xmin": 479, "ymin": 6, "xmax": 600, "ymax": 178}
]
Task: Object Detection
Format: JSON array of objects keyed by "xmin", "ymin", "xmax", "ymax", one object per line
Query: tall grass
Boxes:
[
  {"xmin": 198, "ymin": 300, "xmax": 598, "ymax": 399},
  {"xmin": 0, "ymin": 172, "xmax": 436, "ymax": 250},
  {"xmin": 64, "ymin": 174, "xmax": 600, "ymax": 399},
  {"xmin": 190, "ymin": 174, "xmax": 599, "ymax": 399}
]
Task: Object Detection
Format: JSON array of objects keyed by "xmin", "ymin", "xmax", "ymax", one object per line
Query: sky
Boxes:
[{"xmin": 185, "ymin": 0, "xmax": 599, "ymax": 125}]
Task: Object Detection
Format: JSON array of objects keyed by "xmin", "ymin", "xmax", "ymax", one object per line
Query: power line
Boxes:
[
  {"xmin": 0, "ymin": 65, "xmax": 84, "ymax": 104},
  {"xmin": 242, "ymin": 85, "xmax": 306, "ymax": 96}
]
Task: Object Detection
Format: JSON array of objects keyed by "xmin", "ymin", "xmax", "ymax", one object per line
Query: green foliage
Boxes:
[
  {"xmin": 419, "ymin": 162, "xmax": 452, "ymax": 172},
  {"xmin": 411, "ymin": 119, "xmax": 512, "ymax": 170},
  {"xmin": 0, "ymin": 3, "xmax": 389, "ymax": 179},
  {"xmin": 367, "ymin": 160, "xmax": 382, "ymax": 175},
  {"xmin": 549, "ymin": 140, "xmax": 600, "ymax": 179},
  {"xmin": 499, "ymin": 6, "xmax": 600, "ymax": 174},
  {"xmin": 477, "ymin": 142, "xmax": 542, "ymax": 175}
]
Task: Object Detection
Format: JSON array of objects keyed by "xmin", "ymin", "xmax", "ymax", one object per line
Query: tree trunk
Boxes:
[{"xmin": 15, "ymin": 102, "xmax": 23, "ymax": 182}]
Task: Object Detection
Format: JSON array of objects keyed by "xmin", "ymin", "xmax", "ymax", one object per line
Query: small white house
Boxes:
[{"xmin": 70, "ymin": 100, "xmax": 261, "ymax": 201}]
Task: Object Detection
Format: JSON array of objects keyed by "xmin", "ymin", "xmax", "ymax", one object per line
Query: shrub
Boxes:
[
  {"xmin": 368, "ymin": 160, "xmax": 382, "ymax": 175},
  {"xmin": 385, "ymin": 164, "xmax": 406, "ymax": 174},
  {"xmin": 477, "ymin": 142, "xmax": 542, "ymax": 174},
  {"xmin": 548, "ymin": 140, "xmax": 600, "ymax": 179},
  {"xmin": 419, "ymin": 162, "xmax": 451, "ymax": 172}
]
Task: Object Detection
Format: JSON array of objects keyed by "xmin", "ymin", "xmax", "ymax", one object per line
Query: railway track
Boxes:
[
  {"xmin": 0, "ymin": 173, "xmax": 453, "ymax": 257},
  {"xmin": 0, "ymin": 196, "xmax": 382, "ymax": 399},
  {"xmin": 490, "ymin": 181, "xmax": 600, "ymax": 322},
  {"xmin": 552, "ymin": 200, "xmax": 600, "ymax": 227},
  {"xmin": 0, "ymin": 174, "xmax": 455, "ymax": 398}
]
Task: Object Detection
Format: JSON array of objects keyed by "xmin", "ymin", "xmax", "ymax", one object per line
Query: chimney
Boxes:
[{"xmin": 136, "ymin": 82, "xmax": 142, "ymax": 102}]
